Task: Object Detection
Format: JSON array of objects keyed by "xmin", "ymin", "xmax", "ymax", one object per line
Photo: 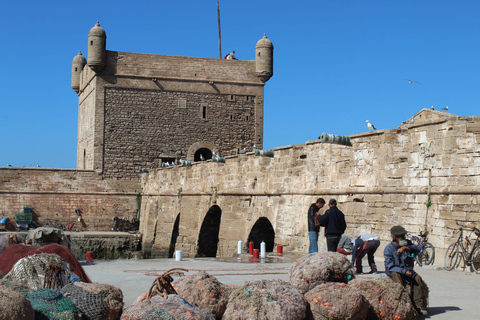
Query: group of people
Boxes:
[{"xmin": 307, "ymin": 198, "xmax": 428, "ymax": 316}]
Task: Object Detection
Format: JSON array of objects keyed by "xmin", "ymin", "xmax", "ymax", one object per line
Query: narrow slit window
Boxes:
[
  {"xmin": 90, "ymin": 41, "xmax": 93, "ymax": 46},
  {"xmin": 202, "ymin": 106, "xmax": 207, "ymax": 119}
]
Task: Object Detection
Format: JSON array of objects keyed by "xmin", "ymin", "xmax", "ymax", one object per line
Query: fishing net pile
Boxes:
[
  {"xmin": 173, "ymin": 271, "xmax": 232, "ymax": 319},
  {"xmin": 60, "ymin": 282, "xmax": 124, "ymax": 320},
  {"xmin": 4, "ymin": 253, "xmax": 81, "ymax": 290},
  {"xmin": 304, "ymin": 282, "xmax": 368, "ymax": 320},
  {"xmin": 288, "ymin": 252, "xmax": 356, "ymax": 294},
  {"xmin": 121, "ymin": 294, "xmax": 215, "ymax": 320},
  {"xmin": 223, "ymin": 279, "xmax": 306, "ymax": 320},
  {"xmin": 0, "ymin": 278, "xmax": 32, "ymax": 295},
  {"xmin": 26, "ymin": 288, "xmax": 79, "ymax": 320},
  {"xmin": 0, "ymin": 244, "xmax": 90, "ymax": 283},
  {"xmin": 348, "ymin": 276, "xmax": 418, "ymax": 320},
  {"xmin": 0, "ymin": 286, "xmax": 35, "ymax": 320}
]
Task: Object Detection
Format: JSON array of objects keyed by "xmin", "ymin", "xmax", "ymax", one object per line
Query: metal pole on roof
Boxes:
[{"xmin": 217, "ymin": 1, "xmax": 222, "ymax": 59}]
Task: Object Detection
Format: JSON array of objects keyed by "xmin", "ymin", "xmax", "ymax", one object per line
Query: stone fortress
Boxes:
[{"xmin": 1, "ymin": 22, "xmax": 479, "ymax": 264}]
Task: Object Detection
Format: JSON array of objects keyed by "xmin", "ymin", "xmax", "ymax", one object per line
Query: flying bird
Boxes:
[
  {"xmin": 442, "ymin": 106, "xmax": 449, "ymax": 111},
  {"xmin": 403, "ymin": 79, "xmax": 421, "ymax": 84},
  {"xmin": 365, "ymin": 120, "xmax": 376, "ymax": 131}
]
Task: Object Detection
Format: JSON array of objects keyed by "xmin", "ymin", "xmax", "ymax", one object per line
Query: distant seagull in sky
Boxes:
[
  {"xmin": 403, "ymin": 79, "xmax": 420, "ymax": 84},
  {"xmin": 442, "ymin": 106, "xmax": 449, "ymax": 111},
  {"xmin": 365, "ymin": 120, "xmax": 376, "ymax": 131}
]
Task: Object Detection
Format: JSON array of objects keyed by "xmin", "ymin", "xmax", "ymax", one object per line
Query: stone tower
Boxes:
[{"xmin": 72, "ymin": 23, "xmax": 273, "ymax": 180}]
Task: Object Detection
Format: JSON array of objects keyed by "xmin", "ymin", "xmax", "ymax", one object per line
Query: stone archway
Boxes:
[
  {"xmin": 196, "ymin": 205, "xmax": 222, "ymax": 257},
  {"xmin": 247, "ymin": 217, "xmax": 275, "ymax": 252},
  {"xmin": 186, "ymin": 142, "xmax": 216, "ymax": 161},
  {"xmin": 168, "ymin": 213, "xmax": 181, "ymax": 258}
]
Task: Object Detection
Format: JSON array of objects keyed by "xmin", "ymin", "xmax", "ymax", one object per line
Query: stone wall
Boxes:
[
  {"xmin": 139, "ymin": 110, "xmax": 480, "ymax": 265},
  {"xmin": 76, "ymin": 51, "xmax": 266, "ymax": 180},
  {"xmin": 0, "ymin": 168, "xmax": 140, "ymax": 231}
]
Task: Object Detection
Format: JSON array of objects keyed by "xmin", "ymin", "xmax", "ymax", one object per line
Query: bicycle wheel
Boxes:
[
  {"xmin": 444, "ymin": 243, "xmax": 459, "ymax": 271},
  {"xmin": 470, "ymin": 245, "xmax": 480, "ymax": 273},
  {"xmin": 416, "ymin": 242, "xmax": 435, "ymax": 266}
]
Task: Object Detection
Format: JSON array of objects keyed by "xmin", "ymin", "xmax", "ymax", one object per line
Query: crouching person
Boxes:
[{"xmin": 384, "ymin": 225, "xmax": 428, "ymax": 316}]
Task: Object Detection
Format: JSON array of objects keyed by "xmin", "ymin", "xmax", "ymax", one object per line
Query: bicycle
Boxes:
[
  {"xmin": 408, "ymin": 231, "xmax": 435, "ymax": 266},
  {"xmin": 444, "ymin": 223, "xmax": 480, "ymax": 273}
]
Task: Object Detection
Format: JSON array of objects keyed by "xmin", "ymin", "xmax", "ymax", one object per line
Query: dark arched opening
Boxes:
[
  {"xmin": 196, "ymin": 205, "xmax": 222, "ymax": 257},
  {"xmin": 194, "ymin": 148, "xmax": 212, "ymax": 161},
  {"xmin": 247, "ymin": 217, "xmax": 275, "ymax": 252},
  {"xmin": 168, "ymin": 213, "xmax": 181, "ymax": 258}
]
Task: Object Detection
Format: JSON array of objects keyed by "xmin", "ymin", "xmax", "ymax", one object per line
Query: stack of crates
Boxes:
[{"xmin": 16, "ymin": 205, "xmax": 33, "ymax": 231}]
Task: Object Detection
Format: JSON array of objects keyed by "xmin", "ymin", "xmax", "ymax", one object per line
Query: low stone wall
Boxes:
[
  {"xmin": 139, "ymin": 111, "xmax": 480, "ymax": 265},
  {"xmin": 0, "ymin": 168, "xmax": 141, "ymax": 231}
]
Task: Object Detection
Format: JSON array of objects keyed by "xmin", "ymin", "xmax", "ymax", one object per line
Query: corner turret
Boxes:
[
  {"xmin": 255, "ymin": 34, "xmax": 273, "ymax": 83},
  {"xmin": 71, "ymin": 51, "xmax": 87, "ymax": 93},
  {"xmin": 87, "ymin": 21, "xmax": 107, "ymax": 72}
]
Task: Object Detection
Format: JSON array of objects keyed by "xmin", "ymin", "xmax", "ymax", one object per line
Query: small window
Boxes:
[
  {"xmin": 227, "ymin": 95, "xmax": 235, "ymax": 102},
  {"xmin": 202, "ymin": 106, "xmax": 207, "ymax": 119},
  {"xmin": 246, "ymin": 116, "xmax": 249, "ymax": 121},
  {"xmin": 230, "ymin": 115, "xmax": 233, "ymax": 120},
  {"xmin": 75, "ymin": 67, "xmax": 78, "ymax": 72},
  {"xmin": 90, "ymin": 41, "xmax": 93, "ymax": 46},
  {"xmin": 258, "ymin": 52, "xmax": 261, "ymax": 57}
]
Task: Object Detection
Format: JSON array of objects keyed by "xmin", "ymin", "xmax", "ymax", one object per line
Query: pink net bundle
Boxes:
[
  {"xmin": 348, "ymin": 276, "xmax": 418, "ymax": 320},
  {"xmin": 223, "ymin": 279, "xmax": 307, "ymax": 320},
  {"xmin": 304, "ymin": 282, "xmax": 368, "ymax": 320},
  {"xmin": 173, "ymin": 271, "xmax": 231, "ymax": 319},
  {"xmin": 288, "ymin": 252, "xmax": 355, "ymax": 294}
]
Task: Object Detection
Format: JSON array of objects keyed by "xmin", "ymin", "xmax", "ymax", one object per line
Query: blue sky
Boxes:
[{"xmin": 1, "ymin": 1, "xmax": 479, "ymax": 168}]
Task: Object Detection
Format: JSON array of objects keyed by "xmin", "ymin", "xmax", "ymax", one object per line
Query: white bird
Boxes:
[
  {"xmin": 239, "ymin": 147, "xmax": 246, "ymax": 154},
  {"xmin": 365, "ymin": 120, "xmax": 376, "ymax": 131},
  {"xmin": 403, "ymin": 79, "xmax": 420, "ymax": 84},
  {"xmin": 442, "ymin": 106, "xmax": 449, "ymax": 111},
  {"xmin": 212, "ymin": 151, "xmax": 219, "ymax": 158},
  {"xmin": 253, "ymin": 145, "xmax": 257, "ymax": 151},
  {"xmin": 200, "ymin": 154, "xmax": 205, "ymax": 161},
  {"xmin": 431, "ymin": 106, "xmax": 434, "ymax": 110},
  {"xmin": 7, "ymin": 164, "xmax": 12, "ymax": 167}
]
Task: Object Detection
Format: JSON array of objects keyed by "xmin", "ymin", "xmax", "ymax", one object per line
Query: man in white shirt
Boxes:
[{"xmin": 352, "ymin": 233, "xmax": 380, "ymax": 274}]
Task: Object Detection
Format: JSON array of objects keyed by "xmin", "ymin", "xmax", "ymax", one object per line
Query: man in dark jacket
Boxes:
[
  {"xmin": 317, "ymin": 199, "xmax": 347, "ymax": 252},
  {"xmin": 307, "ymin": 198, "xmax": 325, "ymax": 253},
  {"xmin": 384, "ymin": 225, "xmax": 428, "ymax": 316}
]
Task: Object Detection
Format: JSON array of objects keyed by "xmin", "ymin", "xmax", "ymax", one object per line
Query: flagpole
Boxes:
[{"xmin": 217, "ymin": 1, "xmax": 222, "ymax": 59}]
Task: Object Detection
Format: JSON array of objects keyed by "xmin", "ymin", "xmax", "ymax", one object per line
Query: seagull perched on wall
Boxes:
[
  {"xmin": 239, "ymin": 147, "xmax": 246, "ymax": 154},
  {"xmin": 442, "ymin": 106, "xmax": 449, "ymax": 111},
  {"xmin": 431, "ymin": 106, "xmax": 434, "ymax": 110},
  {"xmin": 365, "ymin": 120, "xmax": 377, "ymax": 131},
  {"xmin": 200, "ymin": 154, "xmax": 205, "ymax": 161},
  {"xmin": 253, "ymin": 145, "xmax": 257, "ymax": 151},
  {"xmin": 403, "ymin": 79, "xmax": 421, "ymax": 84},
  {"xmin": 7, "ymin": 164, "xmax": 12, "ymax": 167},
  {"xmin": 212, "ymin": 151, "xmax": 220, "ymax": 158}
]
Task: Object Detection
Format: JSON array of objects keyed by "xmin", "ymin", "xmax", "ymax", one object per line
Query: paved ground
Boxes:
[{"xmin": 82, "ymin": 253, "xmax": 480, "ymax": 319}]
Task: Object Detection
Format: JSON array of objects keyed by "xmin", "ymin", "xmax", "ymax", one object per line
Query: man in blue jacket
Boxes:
[
  {"xmin": 384, "ymin": 225, "xmax": 428, "ymax": 316},
  {"xmin": 317, "ymin": 199, "xmax": 347, "ymax": 252}
]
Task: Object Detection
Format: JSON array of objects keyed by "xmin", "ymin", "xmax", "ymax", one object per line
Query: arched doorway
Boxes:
[
  {"xmin": 196, "ymin": 205, "xmax": 222, "ymax": 257},
  {"xmin": 247, "ymin": 217, "xmax": 275, "ymax": 252},
  {"xmin": 168, "ymin": 213, "xmax": 181, "ymax": 258},
  {"xmin": 194, "ymin": 148, "xmax": 212, "ymax": 161}
]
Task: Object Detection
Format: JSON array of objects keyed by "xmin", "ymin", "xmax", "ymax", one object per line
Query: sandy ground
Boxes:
[{"xmin": 82, "ymin": 253, "xmax": 480, "ymax": 319}]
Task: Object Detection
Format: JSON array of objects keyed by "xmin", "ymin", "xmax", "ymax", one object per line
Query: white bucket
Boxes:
[
  {"xmin": 237, "ymin": 240, "xmax": 243, "ymax": 254},
  {"xmin": 175, "ymin": 250, "xmax": 182, "ymax": 261}
]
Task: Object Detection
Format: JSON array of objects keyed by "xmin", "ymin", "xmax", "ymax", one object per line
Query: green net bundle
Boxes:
[
  {"xmin": 121, "ymin": 294, "xmax": 215, "ymax": 320},
  {"xmin": 60, "ymin": 282, "xmax": 124, "ymax": 320},
  {"xmin": 172, "ymin": 271, "xmax": 231, "ymax": 319},
  {"xmin": 288, "ymin": 252, "xmax": 356, "ymax": 294},
  {"xmin": 223, "ymin": 279, "xmax": 306, "ymax": 320},
  {"xmin": 0, "ymin": 286, "xmax": 35, "ymax": 320},
  {"xmin": 348, "ymin": 277, "xmax": 418, "ymax": 320},
  {"xmin": 4, "ymin": 253, "xmax": 80, "ymax": 290},
  {"xmin": 26, "ymin": 288, "xmax": 79, "ymax": 320},
  {"xmin": 304, "ymin": 282, "xmax": 368, "ymax": 320}
]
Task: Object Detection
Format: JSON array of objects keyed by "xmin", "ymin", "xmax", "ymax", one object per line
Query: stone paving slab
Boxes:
[{"xmin": 82, "ymin": 255, "xmax": 480, "ymax": 319}]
